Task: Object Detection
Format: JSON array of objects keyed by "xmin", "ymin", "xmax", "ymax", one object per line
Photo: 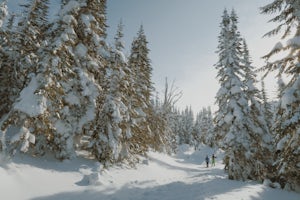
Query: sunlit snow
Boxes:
[{"xmin": 1, "ymin": 145, "xmax": 300, "ymax": 200}]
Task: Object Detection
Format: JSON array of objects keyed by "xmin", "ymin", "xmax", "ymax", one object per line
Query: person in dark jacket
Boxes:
[{"xmin": 205, "ymin": 155, "xmax": 210, "ymax": 168}]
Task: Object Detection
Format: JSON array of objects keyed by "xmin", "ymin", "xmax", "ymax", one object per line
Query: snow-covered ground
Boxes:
[{"xmin": 1, "ymin": 145, "xmax": 299, "ymax": 200}]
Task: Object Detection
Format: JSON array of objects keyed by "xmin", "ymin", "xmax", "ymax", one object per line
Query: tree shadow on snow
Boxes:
[
  {"xmin": 31, "ymin": 177, "xmax": 300, "ymax": 200},
  {"xmin": 10, "ymin": 153, "xmax": 99, "ymax": 173},
  {"xmin": 247, "ymin": 186, "xmax": 300, "ymax": 200},
  {"xmin": 30, "ymin": 177, "xmax": 265, "ymax": 200}
]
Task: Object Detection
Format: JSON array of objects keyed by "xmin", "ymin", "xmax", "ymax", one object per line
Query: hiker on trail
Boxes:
[
  {"xmin": 211, "ymin": 154, "xmax": 216, "ymax": 167},
  {"xmin": 205, "ymin": 155, "xmax": 210, "ymax": 168}
]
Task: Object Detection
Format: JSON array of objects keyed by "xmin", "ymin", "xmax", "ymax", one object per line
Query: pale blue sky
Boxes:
[
  {"xmin": 106, "ymin": 0, "xmax": 278, "ymax": 112},
  {"xmin": 7, "ymin": 0, "xmax": 278, "ymax": 112}
]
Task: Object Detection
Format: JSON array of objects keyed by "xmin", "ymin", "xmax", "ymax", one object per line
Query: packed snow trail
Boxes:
[{"xmin": 1, "ymin": 145, "xmax": 300, "ymax": 200}]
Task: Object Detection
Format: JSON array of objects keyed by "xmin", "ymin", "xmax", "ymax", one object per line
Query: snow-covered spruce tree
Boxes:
[
  {"xmin": 32, "ymin": 0, "xmax": 92, "ymax": 159},
  {"xmin": 74, "ymin": 0, "xmax": 108, "ymax": 79},
  {"xmin": 193, "ymin": 112, "xmax": 203, "ymax": 148},
  {"xmin": 270, "ymin": 74, "xmax": 286, "ymax": 162},
  {"xmin": 205, "ymin": 107, "xmax": 215, "ymax": 147},
  {"xmin": 271, "ymin": 75, "xmax": 287, "ymax": 165},
  {"xmin": 261, "ymin": 0, "xmax": 300, "ymax": 191},
  {"xmin": 214, "ymin": 9, "xmax": 265, "ymax": 181},
  {"xmin": 168, "ymin": 107, "xmax": 183, "ymax": 148},
  {"xmin": 1, "ymin": 0, "xmax": 107, "ymax": 159},
  {"xmin": 127, "ymin": 25, "xmax": 154, "ymax": 156},
  {"xmin": 88, "ymin": 21, "xmax": 130, "ymax": 165},
  {"xmin": 0, "ymin": 1, "xmax": 48, "ymax": 119},
  {"xmin": 241, "ymin": 39, "xmax": 273, "ymax": 181},
  {"xmin": 68, "ymin": 0, "xmax": 109, "ymax": 152},
  {"xmin": 180, "ymin": 106, "xmax": 194, "ymax": 146},
  {"xmin": 195, "ymin": 107, "xmax": 214, "ymax": 148},
  {"xmin": 15, "ymin": 0, "xmax": 50, "ymax": 87},
  {"xmin": 175, "ymin": 110, "xmax": 185, "ymax": 145},
  {"xmin": 0, "ymin": 0, "xmax": 10, "ymax": 119},
  {"xmin": 261, "ymin": 79, "xmax": 274, "ymax": 134},
  {"xmin": 112, "ymin": 21, "xmax": 136, "ymax": 161},
  {"xmin": 38, "ymin": 0, "xmax": 106, "ymax": 159},
  {"xmin": 0, "ymin": 13, "xmax": 27, "ymax": 121},
  {"xmin": 0, "ymin": 0, "xmax": 51, "ymax": 155},
  {"xmin": 41, "ymin": 0, "xmax": 107, "ymax": 159},
  {"xmin": 273, "ymin": 75, "xmax": 286, "ymax": 139}
]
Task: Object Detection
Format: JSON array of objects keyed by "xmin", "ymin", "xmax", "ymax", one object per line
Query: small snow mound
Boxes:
[
  {"xmin": 87, "ymin": 172, "xmax": 102, "ymax": 185},
  {"xmin": 77, "ymin": 172, "xmax": 102, "ymax": 186},
  {"xmin": 264, "ymin": 179, "xmax": 281, "ymax": 189},
  {"xmin": 272, "ymin": 182, "xmax": 282, "ymax": 189},
  {"xmin": 263, "ymin": 179, "xmax": 272, "ymax": 186}
]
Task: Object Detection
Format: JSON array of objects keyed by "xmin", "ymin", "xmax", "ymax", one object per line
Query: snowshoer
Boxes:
[
  {"xmin": 205, "ymin": 155, "xmax": 210, "ymax": 168},
  {"xmin": 211, "ymin": 154, "xmax": 216, "ymax": 167}
]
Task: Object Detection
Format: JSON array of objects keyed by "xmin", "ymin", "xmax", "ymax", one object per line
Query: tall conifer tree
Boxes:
[
  {"xmin": 215, "ymin": 9, "xmax": 271, "ymax": 181},
  {"xmin": 261, "ymin": 79, "xmax": 273, "ymax": 133},
  {"xmin": 0, "ymin": 1, "xmax": 10, "ymax": 119},
  {"xmin": 261, "ymin": 0, "xmax": 300, "ymax": 191},
  {"xmin": 89, "ymin": 21, "xmax": 129, "ymax": 164},
  {"xmin": 241, "ymin": 39, "xmax": 273, "ymax": 181},
  {"xmin": 127, "ymin": 25, "xmax": 154, "ymax": 156}
]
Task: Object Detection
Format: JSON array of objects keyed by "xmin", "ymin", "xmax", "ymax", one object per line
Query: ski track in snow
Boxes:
[{"xmin": 1, "ymin": 145, "xmax": 300, "ymax": 200}]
